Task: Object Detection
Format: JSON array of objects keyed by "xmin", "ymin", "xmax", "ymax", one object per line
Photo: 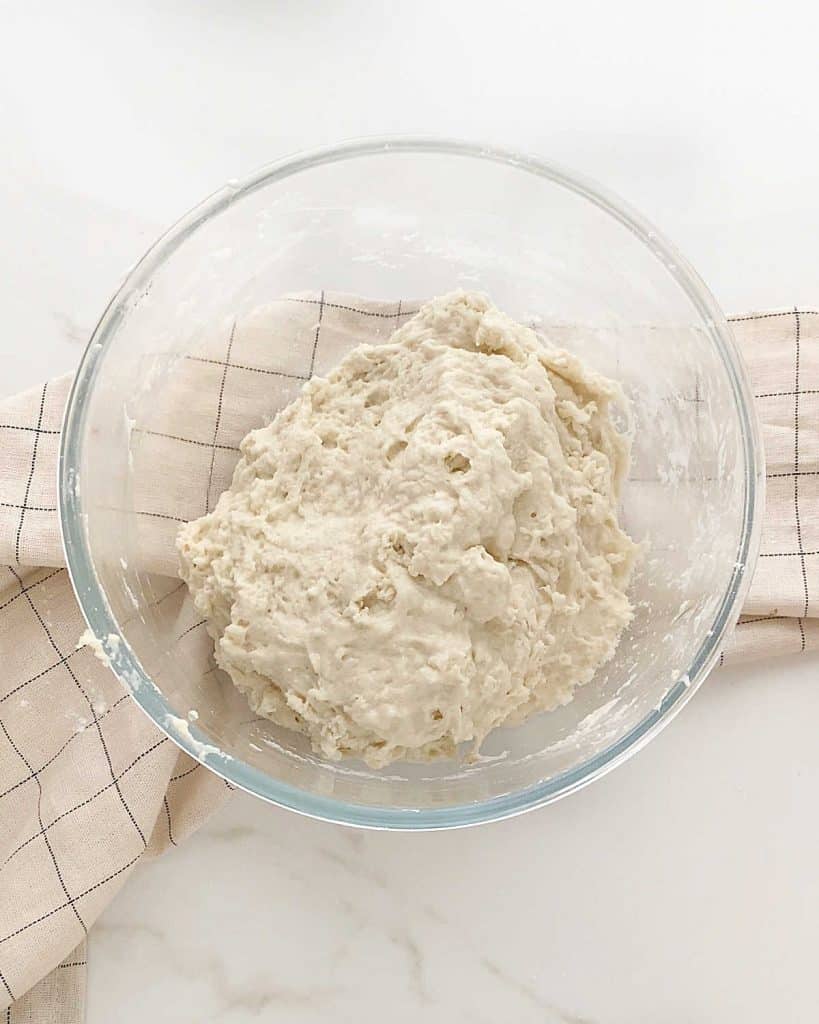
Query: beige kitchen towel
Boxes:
[{"xmin": 1, "ymin": 298, "xmax": 818, "ymax": 1021}]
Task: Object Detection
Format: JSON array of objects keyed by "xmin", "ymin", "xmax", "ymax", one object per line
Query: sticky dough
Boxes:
[{"xmin": 177, "ymin": 292, "xmax": 636, "ymax": 767}]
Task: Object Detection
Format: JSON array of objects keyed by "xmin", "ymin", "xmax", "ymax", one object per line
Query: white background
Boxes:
[{"xmin": 2, "ymin": 2, "xmax": 819, "ymax": 1021}]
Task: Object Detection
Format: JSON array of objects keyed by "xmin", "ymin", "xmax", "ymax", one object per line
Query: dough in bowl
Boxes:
[{"xmin": 177, "ymin": 291, "xmax": 636, "ymax": 767}]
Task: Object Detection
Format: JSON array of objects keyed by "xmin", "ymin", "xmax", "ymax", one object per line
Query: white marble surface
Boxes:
[{"xmin": 4, "ymin": 2, "xmax": 819, "ymax": 1020}]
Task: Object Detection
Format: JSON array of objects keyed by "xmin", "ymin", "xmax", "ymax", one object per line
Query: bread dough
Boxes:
[{"xmin": 177, "ymin": 292, "xmax": 636, "ymax": 767}]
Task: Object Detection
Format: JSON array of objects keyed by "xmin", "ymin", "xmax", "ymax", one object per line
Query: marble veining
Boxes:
[
  {"xmin": 95, "ymin": 918, "xmax": 343, "ymax": 1015},
  {"xmin": 52, "ymin": 311, "xmax": 92, "ymax": 346}
]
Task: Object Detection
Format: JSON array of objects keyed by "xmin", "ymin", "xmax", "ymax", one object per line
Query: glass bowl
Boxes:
[{"xmin": 59, "ymin": 138, "xmax": 763, "ymax": 829}]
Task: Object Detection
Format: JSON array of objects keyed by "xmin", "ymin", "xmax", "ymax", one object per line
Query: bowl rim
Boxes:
[{"xmin": 58, "ymin": 135, "xmax": 765, "ymax": 830}]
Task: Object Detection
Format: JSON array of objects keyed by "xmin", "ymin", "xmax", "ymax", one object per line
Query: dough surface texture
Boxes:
[{"xmin": 177, "ymin": 292, "xmax": 636, "ymax": 767}]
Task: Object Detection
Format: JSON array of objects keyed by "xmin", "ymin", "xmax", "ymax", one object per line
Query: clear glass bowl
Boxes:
[{"xmin": 59, "ymin": 138, "xmax": 763, "ymax": 829}]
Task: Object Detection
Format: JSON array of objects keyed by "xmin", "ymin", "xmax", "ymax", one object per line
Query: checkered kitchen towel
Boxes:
[{"xmin": 1, "ymin": 298, "xmax": 818, "ymax": 1021}]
